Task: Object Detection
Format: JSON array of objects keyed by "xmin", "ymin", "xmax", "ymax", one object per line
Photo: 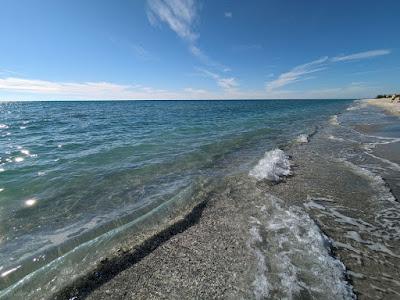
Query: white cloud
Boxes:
[
  {"xmin": 217, "ymin": 77, "xmax": 238, "ymax": 90},
  {"xmin": 189, "ymin": 45, "xmax": 231, "ymax": 72},
  {"xmin": 224, "ymin": 12, "xmax": 232, "ymax": 18},
  {"xmin": 147, "ymin": 0, "xmax": 198, "ymax": 42},
  {"xmin": 0, "ymin": 76, "xmax": 381, "ymax": 100},
  {"xmin": 332, "ymin": 49, "xmax": 391, "ymax": 62},
  {"xmin": 266, "ymin": 57, "xmax": 328, "ymax": 92},
  {"xmin": 0, "ymin": 77, "xmax": 185, "ymax": 100},
  {"xmin": 0, "ymin": 73, "xmax": 241, "ymax": 100},
  {"xmin": 267, "ymin": 49, "xmax": 392, "ymax": 92},
  {"xmin": 146, "ymin": 0, "xmax": 230, "ymax": 73},
  {"xmin": 196, "ymin": 68, "xmax": 238, "ymax": 91},
  {"xmin": 0, "ymin": 76, "xmax": 240, "ymax": 100}
]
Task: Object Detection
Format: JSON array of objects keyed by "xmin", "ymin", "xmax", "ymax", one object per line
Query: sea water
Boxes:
[{"xmin": 3, "ymin": 99, "xmax": 394, "ymax": 298}]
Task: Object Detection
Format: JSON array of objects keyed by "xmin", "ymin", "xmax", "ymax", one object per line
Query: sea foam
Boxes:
[
  {"xmin": 329, "ymin": 115, "xmax": 340, "ymax": 126},
  {"xmin": 248, "ymin": 195, "xmax": 355, "ymax": 299},
  {"xmin": 296, "ymin": 133, "xmax": 309, "ymax": 144},
  {"xmin": 249, "ymin": 149, "xmax": 291, "ymax": 181}
]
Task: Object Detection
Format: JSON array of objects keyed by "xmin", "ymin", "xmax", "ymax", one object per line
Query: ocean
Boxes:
[{"xmin": 1, "ymin": 100, "xmax": 399, "ymax": 299}]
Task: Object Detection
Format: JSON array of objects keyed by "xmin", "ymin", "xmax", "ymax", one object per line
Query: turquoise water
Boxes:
[{"xmin": 0, "ymin": 100, "xmax": 352, "ymax": 297}]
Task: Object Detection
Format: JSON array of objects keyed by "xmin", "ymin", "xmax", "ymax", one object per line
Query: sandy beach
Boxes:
[{"xmin": 366, "ymin": 98, "xmax": 400, "ymax": 116}]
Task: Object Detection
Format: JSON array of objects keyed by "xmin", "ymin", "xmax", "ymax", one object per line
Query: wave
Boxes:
[
  {"xmin": 249, "ymin": 149, "xmax": 291, "ymax": 181},
  {"xmin": 329, "ymin": 115, "xmax": 340, "ymax": 126},
  {"xmin": 295, "ymin": 133, "xmax": 309, "ymax": 144},
  {"xmin": 248, "ymin": 195, "xmax": 355, "ymax": 299},
  {"xmin": 346, "ymin": 100, "xmax": 367, "ymax": 111},
  {"xmin": 342, "ymin": 160, "xmax": 397, "ymax": 203}
]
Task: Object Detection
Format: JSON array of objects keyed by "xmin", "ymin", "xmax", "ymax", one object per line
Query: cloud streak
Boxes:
[
  {"xmin": 331, "ymin": 49, "xmax": 391, "ymax": 62},
  {"xmin": 147, "ymin": 0, "xmax": 198, "ymax": 42},
  {"xmin": 224, "ymin": 12, "xmax": 232, "ymax": 18},
  {"xmin": 266, "ymin": 57, "xmax": 328, "ymax": 92},
  {"xmin": 267, "ymin": 49, "xmax": 391, "ymax": 92},
  {"xmin": 0, "ymin": 77, "xmax": 193, "ymax": 100},
  {"xmin": 146, "ymin": 0, "xmax": 229, "ymax": 72},
  {"xmin": 197, "ymin": 68, "xmax": 238, "ymax": 91},
  {"xmin": 0, "ymin": 76, "xmax": 238, "ymax": 100},
  {"xmin": 0, "ymin": 76, "xmax": 382, "ymax": 101}
]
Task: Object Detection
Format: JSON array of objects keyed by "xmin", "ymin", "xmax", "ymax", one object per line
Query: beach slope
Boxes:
[{"xmin": 366, "ymin": 98, "xmax": 400, "ymax": 116}]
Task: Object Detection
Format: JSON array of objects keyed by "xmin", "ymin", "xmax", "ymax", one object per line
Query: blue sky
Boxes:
[{"xmin": 0, "ymin": 0, "xmax": 399, "ymax": 100}]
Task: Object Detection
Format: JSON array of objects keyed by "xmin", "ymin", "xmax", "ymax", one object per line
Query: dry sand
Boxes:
[{"xmin": 366, "ymin": 98, "xmax": 400, "ymax": 116}]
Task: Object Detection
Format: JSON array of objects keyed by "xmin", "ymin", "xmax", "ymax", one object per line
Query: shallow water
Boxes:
[
  {"xmin": 2, "ymin": 99, "xmax": 399, "ymax": 299},
  {"xmin": 267, "ymin": 100, "xmax": 400, "ymax": 299},
  {"xmin": 0, "ymin": 100, "xmax": 352, "ymax": 298}
]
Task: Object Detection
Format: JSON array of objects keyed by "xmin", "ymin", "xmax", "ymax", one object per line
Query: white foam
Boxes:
[
  {"xmin": 329, "ymin": 115, "xmax": 340, "ymax": 126},
  {"xmin": 248, "ymin": 224, "xmax": 270, "ymax": 300},
  {"xmin": 328, "ymin": 135, "xmax": 345, "ymax": 142},
  {"xmin": 0, "ymin": 124, "xmax": 9, "ymax": 129},
  {"xmin": 305, "ymin": 197, "xmax": 400, "ymax": 255},
  {"xmin": 248, "ymin": 195, "xmax": 355, "ymax": 299},
  {"xmin": 365, "ymin": 152, "xmax": 400, "ymax": 172},
  {"xmin": 296, "ymin": 134, "xmax": 309, "ymax": 144},
  {"xmin": 249, "ymin": 149, "xmax": 291, "ymax": 181},
  {"xmin": 343, "ymin": 160, "xmax": 396, "ymax": 203}
]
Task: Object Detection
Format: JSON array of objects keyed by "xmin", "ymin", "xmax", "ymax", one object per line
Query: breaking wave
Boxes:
[
  {"xmin": 329, "ymin": 115, "xmax": 340, "ymax": 126},
  {"xmin": 249, "ymin": 149, "xmax": 291, "ymax": 181},
  {"xmin": 295, "ymin": 133, "xmax": 309, "ymax": 144},
  {"xmin": 248, "ymin": 195, "xmax": 355, "ymax": 300}
]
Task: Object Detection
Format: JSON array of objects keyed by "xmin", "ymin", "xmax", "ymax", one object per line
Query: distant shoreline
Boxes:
[{"xmin": 365, "ymin": 98, "xmax": 400, "ymax": 116}]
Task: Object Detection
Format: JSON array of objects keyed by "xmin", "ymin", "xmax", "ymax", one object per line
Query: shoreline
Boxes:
[
  {"xmin": 5, "ymin": 99, "xmax": 400, "ymax": 299},
  {"xmin": 53, "ymin": 199, "xmax": 210, "ymax": 300},
  {"xmin": 364, "ymin": 98, "xmax": 400, "ymax": 116},
  {"xmin": 51, "ymin": 117, "xmax": 360, "ymax": 299}
]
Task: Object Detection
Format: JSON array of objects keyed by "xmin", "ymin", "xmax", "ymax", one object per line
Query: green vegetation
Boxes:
[{"xmin": 376, "ymin": 94, "xmax": 389, "ymax": 98}]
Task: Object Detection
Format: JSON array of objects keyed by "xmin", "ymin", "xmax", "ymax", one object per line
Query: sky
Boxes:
[{"xmin": 0, "ymin": 0, "xmax": 399, "ymax": 100}]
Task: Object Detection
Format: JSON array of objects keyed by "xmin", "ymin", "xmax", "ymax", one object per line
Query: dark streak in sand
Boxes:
[{"xmin": 54, "ymin": 199, "xmax": 209, "ymax": 299}]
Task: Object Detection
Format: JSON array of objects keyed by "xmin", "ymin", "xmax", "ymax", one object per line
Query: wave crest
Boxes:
[{"xmin": 249, "ymin": 149, "xmax": 291, "ymax": 181}]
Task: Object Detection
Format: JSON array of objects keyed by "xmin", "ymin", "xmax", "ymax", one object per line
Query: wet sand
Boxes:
[{"xmin": 55, "ymin": 179, "xmax": 257, "ymax": 299}]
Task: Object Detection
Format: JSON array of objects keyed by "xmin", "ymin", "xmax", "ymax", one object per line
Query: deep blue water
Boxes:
[{"xmin": 0, "ymin": 100, "xmax": 352, "ymax": 297}]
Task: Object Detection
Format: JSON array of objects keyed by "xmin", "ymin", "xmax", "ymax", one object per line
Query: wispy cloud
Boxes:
[
  {"xmin": 332, "ymin": 49, "xmax": 391, "ymax": 62},
  {"xmin": 146, "ymin": 0, "xmax": 230, "ymax": 72},
  {"xmin": 196, "ymin": 68, "xmax": 238, "ymax": 92},
  {"xmin": 189, "ymin": 45, "xmax": 231, "ymax": 72},
  {"xmin": 147, "ymin": 0, "xmax": 198, "ymax": 42},
  {"xmin": 224, "ymin": 12, "xmax": 232, "ymax": 18},
  {"xmin": 266, "ymin": 57, "xmax": 328, "ymax": 92},
  {"xmin": 0, "ymin": 76, "xmax": 243, "ymax": 100},
  {"xmin": 218, "ymin": 77, "xmax": 238, "ymax": 90},
  {"xmin": 267, "ymin": 49, "xmax": 392, "ymax": 92},
  {"xmin": 0, "ymin": 77, "xmax": 195, "ymax": 100},
  {"xmin": 130, "ymin": 44, "xmax": 156, "ymax": 61},
  {"xmin": 0, "ymin": 76, "xmax": 381, "ymax": 101},
  {"xmin": 0, "ymin": 68, "xmax": 24, "ymax": 77}
]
